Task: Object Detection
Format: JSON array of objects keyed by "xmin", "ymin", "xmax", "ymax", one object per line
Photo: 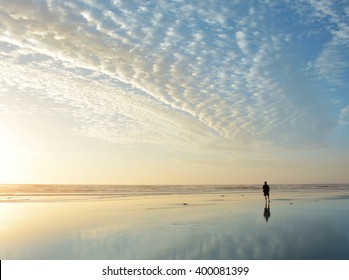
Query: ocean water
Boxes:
[
  {"xmin": 1, "ymin": 184, "xmax": 347, "ymax": 202},
  {"xmin": 0, "ymin": 184, "xmax": 349, "ymax": 259}
]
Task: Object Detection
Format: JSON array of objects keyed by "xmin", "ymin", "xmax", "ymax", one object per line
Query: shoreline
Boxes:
[{"xmin": 0, "ymin": 183, "xmax": 348, "ymax": 203}]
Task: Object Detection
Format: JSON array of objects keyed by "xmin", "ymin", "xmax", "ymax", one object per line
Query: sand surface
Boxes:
[{"xmin": 0, "ymin": 184, "xmax": 348, "ymax": 259}]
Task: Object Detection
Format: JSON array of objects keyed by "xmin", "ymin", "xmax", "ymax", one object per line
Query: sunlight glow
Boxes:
[{"xmin": 0, "ymin": 125, "xmax": 20, "ymax": 182}]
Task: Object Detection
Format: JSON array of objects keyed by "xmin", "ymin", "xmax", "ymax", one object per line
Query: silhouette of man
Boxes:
[{"xmin": 262, "ymin": 181, "xmax": 270, "ymax": 202}]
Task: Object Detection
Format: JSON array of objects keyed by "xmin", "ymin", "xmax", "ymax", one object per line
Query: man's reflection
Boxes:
[{"xmin": 263, "ymin": 202, "xmax": 271, "ymax": 222}]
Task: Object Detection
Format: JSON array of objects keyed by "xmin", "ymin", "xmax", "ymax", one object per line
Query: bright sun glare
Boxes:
[{"xmin": 0, "ymin": 125, "xmax": 19, "ymax": 182}]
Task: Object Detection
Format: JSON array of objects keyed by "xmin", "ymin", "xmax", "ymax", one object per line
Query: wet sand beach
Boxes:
[{"xmin": 0, "ymin": 184, "xmax": 348, "ymax": 259}]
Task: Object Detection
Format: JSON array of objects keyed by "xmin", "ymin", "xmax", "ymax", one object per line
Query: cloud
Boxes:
[
  {"xmin": 236, "ymin": 31, "xmax": 250, "ymax": 56},
  {"xmin": 0, "ymin": 0, "xmax": 348, "ymax": 153},
  {"xmin": 340, "ymin": 106, "xmax": 349, "ymax": 125},
  {"xmin": 292, "ymin": 0, "xmax": 349, "ymax": 86}
]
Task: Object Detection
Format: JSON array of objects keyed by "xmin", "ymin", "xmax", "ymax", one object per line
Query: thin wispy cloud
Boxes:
[{"xmin": 1, "ymin": 0, "xmax": 348, "ymax": 154}]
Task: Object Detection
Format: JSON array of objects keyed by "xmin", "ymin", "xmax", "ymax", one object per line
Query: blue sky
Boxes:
[{"xmin": 0, "ymin": 0, "xmax": 349, "ymax": 184}]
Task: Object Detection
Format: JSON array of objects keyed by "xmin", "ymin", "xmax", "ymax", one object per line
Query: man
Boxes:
[{"xmin": 262, "ymin": 181, "xmax": 270, "ymax": 202}]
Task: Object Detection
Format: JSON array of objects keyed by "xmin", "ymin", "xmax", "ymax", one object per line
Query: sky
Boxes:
[{"xmin": 0, "ymin": 0, "xmax": 349, "ymax": 185}]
